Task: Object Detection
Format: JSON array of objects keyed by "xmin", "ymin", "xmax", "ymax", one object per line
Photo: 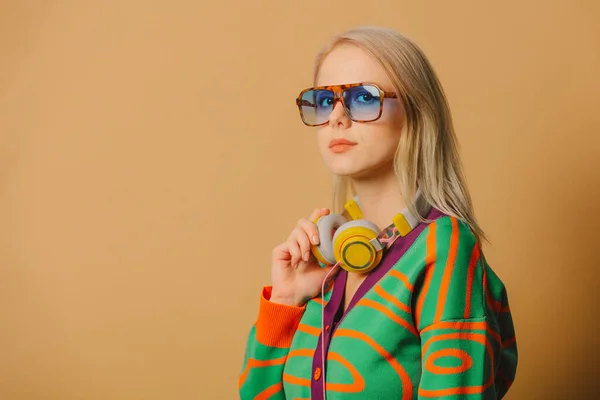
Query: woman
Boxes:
[{"xmin": 239, "ymin": 26, "xmax": 518, "ymax": 399}]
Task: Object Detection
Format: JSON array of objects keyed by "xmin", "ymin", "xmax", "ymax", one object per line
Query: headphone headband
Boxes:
[
  {"xmin": 312, "ymin": 189, "xmax": 433, "ymax": 273},
  {"xmin": 343, "ymin": 189, "xmax": 431, "ymax": 237}
]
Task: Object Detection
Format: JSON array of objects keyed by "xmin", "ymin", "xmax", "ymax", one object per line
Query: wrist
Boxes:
[
  {"xmin": 270, "ymin": 296, "xmax": 302, "ymax": 307},
  {"xmin": 270, "ymin": 290, "xmax": 304, "ymax": 307},
  {"xmin": 256, "ymin": 286, "xmax": 306, "ymax": 347}
]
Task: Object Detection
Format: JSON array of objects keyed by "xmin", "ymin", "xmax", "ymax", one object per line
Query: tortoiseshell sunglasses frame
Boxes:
[{"xmin": 295, "ymin": 82, "xmax": 398, "ymax": 126}]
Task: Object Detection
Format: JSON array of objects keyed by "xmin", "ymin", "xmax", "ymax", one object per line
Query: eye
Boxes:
[
  {"xmin": 355, "ymin": 91, "xmax": 375, "ymax": 103},
  {"xmin": 318, "ymin": 96, "xmax": 333, "ymax": 107}
]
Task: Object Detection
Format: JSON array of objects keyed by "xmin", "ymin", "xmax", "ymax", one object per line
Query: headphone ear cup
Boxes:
[
  {"xmin": 333, "ymin": 220, "xmax": 383, "ymax": 273},
  {"xmin": 311, "ymin": 214, "xmax": 348, "ymax": 265}
]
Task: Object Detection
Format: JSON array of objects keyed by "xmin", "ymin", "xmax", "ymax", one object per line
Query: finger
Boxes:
[
  {"xmin": 292, "ymin": 227, "xmax": 312, "ymax": 262},
  {"xmin": 297, "ymin": 219, "xmax": 321, "ymax": 246},
  {"xmin": 287, "ymin": 239, "xmax": 302, "ymax": 267},
  {"xmin": 272, "ymin": 242, "xmax": 291, "ymax": 261},
  {"xmin": 309, "ymin": 207, "xmax": 330, "ymax": 223},
  {"xmin": 307, "ymin": 208, "xmax": 330, "ymax": 245}
]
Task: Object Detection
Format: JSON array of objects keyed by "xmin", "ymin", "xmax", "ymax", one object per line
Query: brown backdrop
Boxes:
[{"xmin": 1, "ymin": 1, "xmax": 599, "ymax": 399}]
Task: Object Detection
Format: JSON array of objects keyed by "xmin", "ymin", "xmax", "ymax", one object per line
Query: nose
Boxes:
[{"xmin": 328, "ymin": 100, "xmax": 351, "ymax": 129}]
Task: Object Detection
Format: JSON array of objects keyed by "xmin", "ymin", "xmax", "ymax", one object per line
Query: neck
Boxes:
[{"xmin": 350, "ymin": 166, "xmax": 406, "ymax": 231}]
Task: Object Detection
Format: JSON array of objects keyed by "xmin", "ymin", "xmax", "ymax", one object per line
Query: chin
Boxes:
[
  {"xmin": 326, "ymin": 160, "xmax": 369, "ymax": 178},
  {"xmin": 326, "ymin": 156, "xmax": 393, "ymax": 180}
]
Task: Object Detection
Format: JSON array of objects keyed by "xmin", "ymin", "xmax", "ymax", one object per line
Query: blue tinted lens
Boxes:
[
  {"xmin": 300, "ymin": 89, "xmax": 334, "ymax": 125},
  {"xmin": 343, "ymin": 85, "xmax": 381, "ymax": 121}
]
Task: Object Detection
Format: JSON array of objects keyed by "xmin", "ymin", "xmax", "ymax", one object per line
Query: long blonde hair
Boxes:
[{"xmin": 313, "ymin": 26, "xmax": 488, "ymax": 244}]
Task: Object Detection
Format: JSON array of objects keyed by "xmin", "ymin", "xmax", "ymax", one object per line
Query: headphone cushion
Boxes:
[
  {"xmin": 332, "ymin": 219, "xmax": 380, "ymax": 245},
  {"xmin": 314, "ymin": 214, "xmax": 348, "ymax": 264}
]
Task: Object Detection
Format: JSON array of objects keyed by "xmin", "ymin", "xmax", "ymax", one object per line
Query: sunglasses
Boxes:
[{"xmin": 295, "ymin": 82, "xmax": 397, "ymax": 126}]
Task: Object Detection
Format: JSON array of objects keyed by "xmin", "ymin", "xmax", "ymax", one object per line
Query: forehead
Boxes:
[{"xmin": 316, "ymin": 43, "xmax": 393, "ymax": 90}]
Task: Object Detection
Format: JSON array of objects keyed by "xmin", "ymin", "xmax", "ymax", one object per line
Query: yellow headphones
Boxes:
[{"xmin": 311, "ymin": 192, "xmax": 431, "ymax": 274}]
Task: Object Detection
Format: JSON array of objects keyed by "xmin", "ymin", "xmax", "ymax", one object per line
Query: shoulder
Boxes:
[
  {"xmin": 432, "ymin": 214, "xmax": 477, "ymax": 244},
  {"xmin": 417, "ymin": 213, "xmax": 480, "ymax": 265},
  {"xmin": 389, "ymin": 213, "xmax": 479, "ymax": 279},
  {"xmin": 410, "ymin": 214, "xmax": 488, "ymax": 329}
]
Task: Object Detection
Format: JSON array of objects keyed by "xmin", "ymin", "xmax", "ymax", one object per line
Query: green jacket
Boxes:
[{"xmin": 239, "ymin": 209, "xmax": 518, "ymax": 399}]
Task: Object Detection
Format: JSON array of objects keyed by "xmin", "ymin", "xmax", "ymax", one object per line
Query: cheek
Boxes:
[
  {"xmin": 315, "ymin": 130, "xmax": 331, "ymax": 155},
  {"xmin": 371, "ymin": 131, "xmax": 401, "ymax": 157},
  {"xmin": 382, "ymin": 101, "xmax": 405, "ymax": 131},
  {"xmin": 379, "ymin": 107, "xmax": 404, "ymax": 150},
  {"xmin": 362, "ymin": 124, "xmax": 402, "ymax": 160}
]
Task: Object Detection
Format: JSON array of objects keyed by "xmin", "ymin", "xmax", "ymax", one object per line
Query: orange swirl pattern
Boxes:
[
  {"xmin": 419, "ymin": 330, "xmax": 495, "ymax": 397},
  {"xmin": 356, "ymin": 298, "xmax": 418, "ymax": 337},
  {"xmin": 282, "ymin": 348, "xmax": 366, "ymax": 393},
  {"xmin": 238, "ymin": 355, "xmax": 287, "ymax": 389},
  {"xmin": 255, "ymin": 382, "xmax": 283, "ymax": 399},
  {"xmin": 334, "ymin": 328, "xmax": 414, "ymax": 400},
  {"xmin": 425, "ymin": 348, "xmax": 473, "ymax": 375}
]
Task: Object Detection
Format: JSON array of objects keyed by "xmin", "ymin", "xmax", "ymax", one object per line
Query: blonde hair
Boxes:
[{"xmin": 313, "ymin": 26, "xmax": 488, "ymax": 244}]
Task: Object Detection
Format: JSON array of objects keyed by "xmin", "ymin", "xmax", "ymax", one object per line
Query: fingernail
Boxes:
[
  {"xmin": 312, "ymin": 235, "xmax": 319, "ymax": 244},
  {"xmin": 303, "ymin": 252, "xmax": 309, "ymax": 261}
]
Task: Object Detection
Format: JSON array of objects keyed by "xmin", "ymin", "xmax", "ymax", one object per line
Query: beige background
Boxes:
[{"xmin": 1, "ymin": 1, "xmax": 599, "ymax": 399}]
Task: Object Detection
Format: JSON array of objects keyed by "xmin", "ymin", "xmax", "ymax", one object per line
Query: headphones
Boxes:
[{"xmin": 310, "ymin": 191, "xmax": 431, "ymax": 273}]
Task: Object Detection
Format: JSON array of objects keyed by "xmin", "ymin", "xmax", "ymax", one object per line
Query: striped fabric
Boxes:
[{"xmin": 239, "ymin": 212, "xmax": 518, "ymax": 399}]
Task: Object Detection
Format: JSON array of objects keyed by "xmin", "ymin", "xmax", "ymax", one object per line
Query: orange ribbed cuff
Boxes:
[{"xmin": 255, "ymin": 286, "xmax": 306, "ymax": 348}]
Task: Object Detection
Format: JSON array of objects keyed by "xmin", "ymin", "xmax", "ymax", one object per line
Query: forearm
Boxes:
[{"xmin": 238, "ymin": 286, "xmax": 306, "ymax": 399}]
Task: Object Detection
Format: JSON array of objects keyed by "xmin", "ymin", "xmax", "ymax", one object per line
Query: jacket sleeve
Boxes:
[
  {"xmin": 238, "ymin": 286, "xmax": 306, "ymax": 400},
  {"xmin": 413, "ymin": 217, "xmax": 518, "ymax": 399}
]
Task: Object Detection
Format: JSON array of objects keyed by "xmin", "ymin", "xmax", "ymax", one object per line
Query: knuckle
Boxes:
[
  {"xmin": 273, "ymin": 242, "xmax": 285, "ymax": 255},
  {"xmin": 301, "ymin": 220, "xmax": 315, "ymax": 232},
  {"xmin": 301, "ymin": 233, "xmax": 311, "ymax": 246},
  {"xmin": 296, "ymin": 229, "xmax": 307, "ymax": 241},
  {"xmin": 288, "ymin": 228, "xmax": 300, "ymax": 240}
]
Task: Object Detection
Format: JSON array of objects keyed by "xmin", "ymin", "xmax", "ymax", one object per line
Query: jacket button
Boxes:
[{"xmin": 313, "ymin": 367, "xmax": 322, "ymax": 380}]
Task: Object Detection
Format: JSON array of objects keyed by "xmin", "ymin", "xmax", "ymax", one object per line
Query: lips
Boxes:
[{"xmin": 329, "ymin": 139, "xmax": 357, "ymax": 148}]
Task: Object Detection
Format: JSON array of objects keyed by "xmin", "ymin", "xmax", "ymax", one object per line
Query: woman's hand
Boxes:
[{"xmin": 270, "ymin": 208, "xmax": 338, "ymax": 306}]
